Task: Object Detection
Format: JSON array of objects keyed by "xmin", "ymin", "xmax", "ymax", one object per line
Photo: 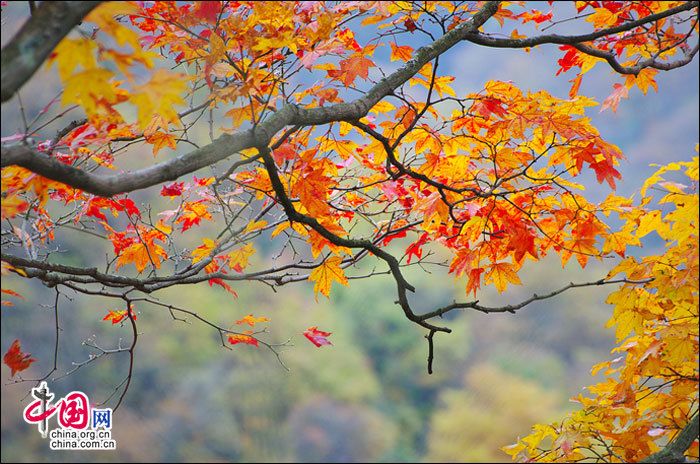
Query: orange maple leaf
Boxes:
[
  {"xmin": 236, "ymin": 314, "xmax": 270, "ymax": 327},
  {"xmin": 176, "ymin": 201, "xmax": 213, "ymax": 231},
  {"xmin": 3, "ymin": 339, "xmax": 36, "ymax": 377},
  {"xmin": 103, "ymin": 307, "xmax": 138, "ymax": 324},
  {"xmin": 390, "ymin": 43, "xmax": 413, "ymax": 62},
  {"xmin": 484, "ymin": 262, "xmax": 522, "ymax": 293},
  {"xmin": 228, "ymin": 332, "xmax": 259, "ymax": 347},
  {"xmin": 329, "ymin": 54, "xmax": 375, "ymax": 86},
  {"xmin": 144, "ymin": 130, "xmax": 177, "ymax": 156}
]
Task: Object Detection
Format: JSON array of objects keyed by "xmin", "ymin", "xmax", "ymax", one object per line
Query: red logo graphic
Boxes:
[{"xmin": 24, "ymin": 382, "xmax": 91, "ymax": 435}]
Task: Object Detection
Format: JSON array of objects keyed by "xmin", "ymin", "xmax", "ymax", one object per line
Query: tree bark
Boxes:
[{"xmin": 1, "ymin": 1, "xmax": 101, "ymax": 103}]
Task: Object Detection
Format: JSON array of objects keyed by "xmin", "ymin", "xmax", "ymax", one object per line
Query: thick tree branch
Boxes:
[
  {"xmin": 464, "ymin": 2, "xmax": 699, "ymax": 75},
  {"xmin": 463, "ymin": 2, "xmax": 698, "ymax": 49},
  {"xmin": 258, "ymin": 146, "xmax": 449, "ymax": 334},
  {"xmin": 1, "ymin": 1, "xmax": 101, "ymax": 103},
  {"xmin": 641, "ymin": 413, "xmax": 699, "ymax": 463},
  {"xmin": 2, "ymin": 1, "xmax": 500, "ymax": 196}
]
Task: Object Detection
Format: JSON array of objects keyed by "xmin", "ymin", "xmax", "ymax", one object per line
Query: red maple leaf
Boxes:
[
  {"xmin": 304, "ymin": 326, "xmax": 332, "ymax": 347},
  {"xmin": 381, "ymin": 229, "xmax": 407, "ymax": 246},
  {"xmin": 508, "ymin": 226, "xmax": 539, "ymax": 263},
  {"xmin": 518, "ymin": 10, "xmax": 553, "ymax": 25},
  {"xmin": 228, "ymin": 332, "xmax": 259, "ymax": 347},
  {"xmin": 557, "ymin": 45, "xmax": 581, "ymax": 75},
  {"xmin": 193, "ymin": 1, "xmax": 221, "ymax": 23},
  {"xmin": 3, "ymin": 339, "xmax": 36, "ymax": 377},
  {"xmin": 273, "ymin": 143, "xmax": 296, "ymax": 164},
  {"xmin": 473, "ymin": 97, "xmax": 508, "ymax": 119},
  {"xmin": 572, "ymin": 142, "xmax": 599, "ymax": 172},
  {"xmin": 590, "ymin": 159, "xmax": 622, "ymax": 189},
  {"xmin": 103, "ymin": 306, "xmax": 137, "ymax": 325},
  {"xmin": 406, "ymin": 232, "xmax": 429, "ymax": 264},
  {"xmin": 404, "ymin": 18, "xmax": 417, "ymax": 32},
  {"xmin": 161, "ymin": 182, "xmax": 185, "ymax": 198}
]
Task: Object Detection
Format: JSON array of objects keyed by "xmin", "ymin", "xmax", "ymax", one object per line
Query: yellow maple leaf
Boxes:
[
  {"xmin": 87, "ymin": 2, "xmax": 140, "ymax": 50},
  {"xmin": 235, "ymin": 314, "xmax": 270, "ymax": 327},
  {"xmin": 636, "ymin": 210, "xmax": 671, "ymax": 239},
  {"xmin": 62, "ymin": 68, "xmax": 117, "ymax": 117},
  {"xmin": 131, "ymin": 70, "xmax": 188, "ymax": 130},
  {"xmin": 191, "ymin": 238, "xmax": 217, "ymax": 264},
  {"xmin": 369, "ymin": 100, "xmax": 396, "ymax": 115},
  {"xmin": 625, "ymin": 68, "xmax": 658, "ymax": 95},
  {"xmin": 587, "ymin": 7, "xmax": 618, "ymax": 28},
  {"xmin": 271, "ymin": 221, "xmax": 308, "ymax": 238},
  {"xmin": 603, "ymin": 229, "xmax": 640, "ymax": 257},
  {"xmin": 48, "ymin": 38, "xmax": 97, "ymax": 81},
  {"xmin": 484, "ymin": 262, "xmax": 522, "ymax": 293},
  {"xmin": 309, "ymin": 256, "xmax": 349, "ymax": 299},
  {"xmin": 116, "ymin": 241, "xmax": 167, "ymax": 273},
  {"xmin": 1, "ymin": 195, "xmax": 29, "ymax": 220},
  {"xmin": 227, "ymin": 243, "xmax": 255, "ymax": 272},
  {"xmin": 243, "ymin": 219, "xmax": 268, "ymax": 234}
]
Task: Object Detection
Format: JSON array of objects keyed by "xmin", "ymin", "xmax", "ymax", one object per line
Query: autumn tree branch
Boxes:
[
  {"xmin": 2, "ymin": 1, "xmax": 501, "ymax": 195},
  {"xmin": 5, "ymin": 2, "xmax": 696, "ymax": 195},
  {"xmin": 418, "ymin": 277, "xmax": 654, "ymax": 320},
  {"xmin": 464, "ymin": 1, "xmax": 699, "ymax": 75},
  {"xmin": 1, "ymin": 1, "xmax": 101, "ymax": 103},
  {"xmin": 463, "ymin": 2, "xmax": 698, "ymax": 53},
  {"xmin": 640, "ymin": 413, "xmax": 699, "ymax": 463},
  {"xmin": 572, "ymin": 42, "xmax": 699, "ymax": 75},
  {"xmin": 257, "ymin": 146, "xmax": 450, "ymax": 334}
]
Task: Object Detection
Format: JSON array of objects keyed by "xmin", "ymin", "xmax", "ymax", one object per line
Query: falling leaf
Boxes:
[
  {"xmin": 1, "ymin": 288, "xmax": 24, "ymax": 306},
  {"xmin": 3, "ymin": 339, "xmax": 36, "ymax": 377},
  {"xmin": 304, "ymin": 326, "xmax": 332, "ymax": 347},
  {"xmin": 600, "ymin": 83, "xmax": 629, "ymax": 113}
]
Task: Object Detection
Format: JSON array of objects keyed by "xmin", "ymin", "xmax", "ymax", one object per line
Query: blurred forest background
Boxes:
[{"xmin": 1, "ymin": 2, "xmax": 698, "ymax": 462}]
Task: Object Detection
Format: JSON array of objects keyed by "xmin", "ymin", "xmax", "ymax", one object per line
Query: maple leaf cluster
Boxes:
[
  {"xmin": 1, "ymin": 2, "xmax": 698, "ymax": 460},
  {"xmin": 506, "ymin": 157, "xmax": 699, "ymax": 462}
]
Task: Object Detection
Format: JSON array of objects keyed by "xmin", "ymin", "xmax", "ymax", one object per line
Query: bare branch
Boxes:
[{"xmin": 418, "ymin": 277, "xmax": 654, "ymax": 320}]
